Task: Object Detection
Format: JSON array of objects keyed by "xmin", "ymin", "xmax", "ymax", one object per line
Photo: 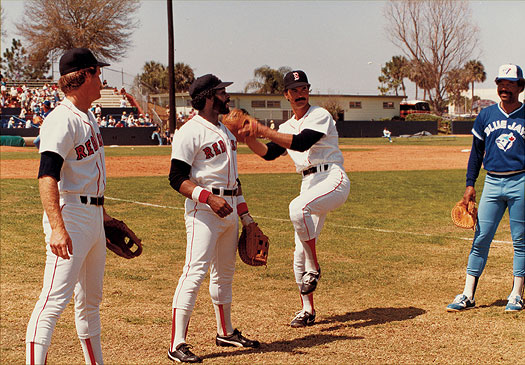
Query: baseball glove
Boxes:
[
  {"xmin": 238, "ymin": 222, "xmax": 269, "ymax": 266},
  {"xmin": 451, "ymin": 200, "xmax": 478, "ymax": 230},
  {"xmin": 222, "ymin": 109, "xmax": 258, "ymax": 142},
  {"xmin": 104, "ymin": 218, "xmax": 143, "ymax": 259}
]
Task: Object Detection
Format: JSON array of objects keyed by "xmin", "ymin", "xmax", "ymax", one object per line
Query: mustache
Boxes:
[{"xmin": 295, "ymin": 97, "xmax": 306, "ymax": 102}]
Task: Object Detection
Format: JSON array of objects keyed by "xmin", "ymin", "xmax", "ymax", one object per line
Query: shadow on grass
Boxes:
[
  {"xmin": 203, "ymin": 333, "xmax": 363, "ymax": 360},
  {"xmin": 319, "ymin": 306, "xmax": 426, "ymax": 331},
  {"xmin": 479, "ymin": 299, "xmax": 507, "ymax": 308}
]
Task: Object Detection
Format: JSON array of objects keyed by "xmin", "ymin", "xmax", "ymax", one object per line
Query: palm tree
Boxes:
[
  {"xmin": 174, "ymin": 62, "xmax": 195, "ymax": 92},
  {"xmin": 464, "ymin": 60, "xmax": 486, "ymax": 114},
  {"xmin": 244, "ymin": 65, "xmax": 292, "ymax": 94}
]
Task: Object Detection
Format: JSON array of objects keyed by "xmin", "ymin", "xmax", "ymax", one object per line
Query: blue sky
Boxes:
[{"xmin": 2, "ymin": 0, "xmax": 524, "ymax": 98}]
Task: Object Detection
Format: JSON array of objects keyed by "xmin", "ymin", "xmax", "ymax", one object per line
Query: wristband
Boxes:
[
  {"xmin": 236, "ymin": 196, "xmax": 248, "ymax": 216},
  {"xmin": 191, "ymin": 186, "xmax": 211, "ymax": 204}
]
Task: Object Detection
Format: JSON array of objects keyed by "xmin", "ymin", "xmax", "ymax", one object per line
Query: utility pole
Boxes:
[{"xmin": 167, "ymin": 0, "xmax": 176, "ymax": 134}]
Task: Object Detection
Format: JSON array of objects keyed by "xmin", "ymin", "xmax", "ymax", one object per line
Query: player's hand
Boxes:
[
  {"xmin": 462, "ymin": 186, "xmax": 476, "ymax": 206},
  {"xmin": 207, "ymin": 195, "xmax": 233, "ymax": 218},
  {"xmin": 49, "ymin": 226, "xmax": 73, "ymax": 260}
]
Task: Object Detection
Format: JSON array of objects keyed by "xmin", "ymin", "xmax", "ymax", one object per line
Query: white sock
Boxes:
[
  {"xmin": 509, "ymin": 276, "xmax": 525, "ymax": 298},
  {"xmin": 26, "ymin": 342, "xmax": 48, "ymax": 365},
  {"xmin": 463, "ymin": 274, "xmax": 478, "ymax": 299},
  {"xmin": 301, "ymin": 293, "xmax": 314, "ymax": 314},
  {"xmin": 213, "ymin": 303, "xmax": 233, "ymax": 336},
  {"xmin": 171, "ymin": 308, "xmax": 192, "ymax": 351},
  {"xmin": 79, "ymin": 335, "xmax": 103, "ymax": 364}
]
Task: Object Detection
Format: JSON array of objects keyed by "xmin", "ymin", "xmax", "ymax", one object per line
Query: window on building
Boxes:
[
  {"xmin": 266, "ymin": 100, "xmax": 281, "ymax": 108},
  {"xmin": 383, "ymin": 102, "xmax": 395, "ymax": 109},
  {"xmin": 251, "ymin": 100, "xmax": 266, "ymax": 108},
  {"xmin": 349, "ymin": 101, "xmax": 362, "ymax": 109}
]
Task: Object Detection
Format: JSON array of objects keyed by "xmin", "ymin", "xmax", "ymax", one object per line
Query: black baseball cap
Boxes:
[
  {"xmin": 284, "ymin": 70, "xmax": 310, "ymax": 90},
  {"xmin": 189, "ymin": 74, "xmax": 233, "ymax": 99},
  {"xmin": 59, "ymin": 48, "xmax": 110, "ymax": 76}
]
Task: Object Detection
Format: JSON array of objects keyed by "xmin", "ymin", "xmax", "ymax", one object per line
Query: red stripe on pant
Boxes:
[
  {"xmin": 218, "ymin": 304, "xmax": 227, "ymax": 336},
  {"xmin": 85, "ymin": 338, "xmax": 96, "ymax": 364},
  {"xmin": 29, "ymin": 343, "xmax": 48, "ymax": 365}
]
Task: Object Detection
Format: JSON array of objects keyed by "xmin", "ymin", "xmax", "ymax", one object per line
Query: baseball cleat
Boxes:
[
  {"xmin": 300, "ymin": 267, "xmax": 321, "ymax": 295},
  {"xmin": 168, "ymin": 343, "xmax": 202, "ymax": 363},
  {"xmin": 216, "ymin": 328, "xmax": 260, "ymax": 348},
  {"xmin": 505, "ymin": 295, "xmax": 523, "ymax": 312},
  {"xmin": 290, "ymin": 310, "xmax": 316, "ymax": 328},
  {"xmin": 446, "ymin": 294, "xmax": 476, "ymax": 312}
]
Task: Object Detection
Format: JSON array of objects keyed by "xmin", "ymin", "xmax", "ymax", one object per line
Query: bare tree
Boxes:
[
  {"xmin": 16, "ymin": 0, "xmax": 140, "ymax": 63},
  {"xmin": 1, "ymin": 7, "xmax": 7, "ymax": 40},
  {"xmin": 384, "ymin": 0, "xmax": 480, "ymax": 114}
]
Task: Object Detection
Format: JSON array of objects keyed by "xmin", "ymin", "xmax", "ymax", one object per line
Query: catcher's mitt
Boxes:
[
  {"xmin": 222, "ymin": 109, "xmax": 258, "ymax": 142},
  {"xmin": 104, "ymin": 218, "xmax": 143, "ymax": 259},
  {"xmin": 451, "ymin": 200, "xmax": 477, "ymax": 230},
  {"xmin": 238, "ymin": 222, "xmax": 269, "ymax": 266}
]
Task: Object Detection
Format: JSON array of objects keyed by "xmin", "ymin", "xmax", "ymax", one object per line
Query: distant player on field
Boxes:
[{"xmin": 446, "ymin": 64, "xmax": 525, "ymax": 312}]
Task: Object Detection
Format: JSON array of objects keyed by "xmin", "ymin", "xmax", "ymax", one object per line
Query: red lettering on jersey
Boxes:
[
  {"xmin": 97, "ymin": 133, "xmax": 104, "ymax": 147},
  {"xmin": 212, "ymin": 143, "xmax": 221, "ymax": 155},
  {"xmin": 85, "ymin": 139, "xmax": 94, "ymax": 156},
  {"xmin": 91, "ymin": 135, "xmax": 99, "ymax": 151},
  {"xmin": 203, "ymin": 146, "xmax": 214, "ymax": 159},
  {"xmin": 75, "ymin": 145, "xmax": 87, "ymax": 160},
  {"xmin": 230, "ymin": 139, "xmax": 237, "ymax": 151},
  {"xmin": 218, "ymin": 140, "xmax": 226, "ymax": 153}
]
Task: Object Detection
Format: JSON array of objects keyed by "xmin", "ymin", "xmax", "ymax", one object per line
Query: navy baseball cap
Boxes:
[
  {"xmin": 495, "ymin": 64, "xmax": 524, "ymax": 82},
  {"xmin": 59, "ymin": 48, "xmax": 110, "ymax": 76},
  {"xmin": 284, "ymin": 70, "xmax": 311, "ymax": 90},
  {"xmin": 189, "ymin": 74, "xmax": 233, "ymax": 99}
]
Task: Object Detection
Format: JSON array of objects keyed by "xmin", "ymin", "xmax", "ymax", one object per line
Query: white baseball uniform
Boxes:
[
  {"xmin": 170, "ymin": 114, "xmax": 240, "ymax": 328},
  {"xmin": 277, "ymin": 105, "xmax": 350, "ymax": 284},
  {"xmin": 26, "ymin": 97, "xmax": 106, "ymax": 364}
]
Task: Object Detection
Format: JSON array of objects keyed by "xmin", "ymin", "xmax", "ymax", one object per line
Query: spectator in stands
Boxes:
[
  {"xmin": 52, "ymin": 86, "xmax": 60, "ymax": 103},
  {"xmin": 116, "ymin": 119, "xmax": 125, "ymax": 128},
  {"xmin": 145, "ymin": 113, "xmax": 151, "ymax": 124},
  {"xmin": 151, "ymin": 125, "xmax": 162, "ymax": 145},
  {"xmin": 120, "ymin": 87, "xmax": 126, "ymax": 95},
  {"xmin": 102, "ymin": 79, "xmax": 108, "ymax": 88},
  {"xmin": 8, "ymin": 117, "xmax": 15, "ymax": 128},
  {"xmin": 19, "ymin": 107, "xmax": 27, "ymax": 119},
  {"xmin": 94, "ymin": 103, "xmax": 102, "ymax": 116},
  {"xmin": 25, "ymin": 118, "xmax": 32, "ymax": 128},
  {"xmin": 101, "ymin": 116, "xmax": 108, "ymax": 127},
  {"xmin": 120, "ymin": 111, "xmax": 127, "ymax": 124},
  {"xmin": 120, "ymin": 95, "xmax": 127, "ymax": 107},
  {"xmin": 164, "ymin": 129, "xmax": 172, "ymax": 145},
  {"xmin": 41, "ymin": 100, "xmax": 52, "ymax": 118},
  {"xmin": 33, "ymin": 114, "xmax": 43, "ymax": 127},
  {"xmin": 108, "ymin": 115, "xmax": 116, "ymax": 126}
]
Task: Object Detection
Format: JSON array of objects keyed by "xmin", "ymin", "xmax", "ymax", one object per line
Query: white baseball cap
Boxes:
[{"xmin": 495, "ymin": 64, "xmax": 524, "ymax": 82}]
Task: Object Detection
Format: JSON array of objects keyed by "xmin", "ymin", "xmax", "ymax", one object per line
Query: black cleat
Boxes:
[
  {"xmin": 168, "ymin": 343, "xmax": 202, "ymax": 363},
  {"xmin": 216, "ymin": 328, "xmax": 260, "ymax": 348},
  {"xmin": 300, "ymin": 267, "xmax": 321, "ymax": 295},
  {"xmin": 290, "ymin": 310, "xmax": 316, "ymax": 328}
]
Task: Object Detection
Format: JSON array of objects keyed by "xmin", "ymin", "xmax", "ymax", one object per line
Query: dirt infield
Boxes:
[{"xmin": 0, "ymin": 145, "xmax": 470, "ymax": 179}]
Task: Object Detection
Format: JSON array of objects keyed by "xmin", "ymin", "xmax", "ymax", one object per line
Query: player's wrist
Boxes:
[{"xmin": 191, "ymin": 186, "xmax": 211, "ymax": 204}]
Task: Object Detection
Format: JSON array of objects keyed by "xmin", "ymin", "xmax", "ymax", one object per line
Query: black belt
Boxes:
[
  {"xmin": 211, "ymin": 188, "xmax": 237, "ymax": 196},
  {"xmin": 302, "ymin": 164, "xmax": 329, "ymax": 177},
  {"xmin": 80, "ymin": 196, "xmax": 104, "ymax": 206}
]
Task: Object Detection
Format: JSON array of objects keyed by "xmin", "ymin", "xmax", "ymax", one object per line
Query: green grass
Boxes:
[
  {"xmin": 1, "ymin": 169, "xmax": 520, "ymax": 364},
  {"xmin": 0, "ymin": 135, "xmax": 473, "ymax": 161}
]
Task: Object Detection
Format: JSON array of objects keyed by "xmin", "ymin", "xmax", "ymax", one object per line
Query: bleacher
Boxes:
[{"xmin": 92, "ymin": 88, "xmax": 125, "ymax": 108}]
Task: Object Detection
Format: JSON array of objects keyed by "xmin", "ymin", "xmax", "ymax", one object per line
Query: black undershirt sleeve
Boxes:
[
  {"xmin": 38, "ymin": 151, "xmax": 64, "ymax": 181},
  {"xmin": 290, "ymin": 129, "xmax": 324, "ymax": 152},
  {"xmin": 168, "ymin": 158, "xmax": 191, "ymax": 192},
  {"xmin": 263, "ymin": 142, "xmax": 286, "ymax": 161}
]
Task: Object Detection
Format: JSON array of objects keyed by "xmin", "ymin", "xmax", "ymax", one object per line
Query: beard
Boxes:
[{"xmin": 213, "ymin": 96, "xmax": 230, "ymax": 115}]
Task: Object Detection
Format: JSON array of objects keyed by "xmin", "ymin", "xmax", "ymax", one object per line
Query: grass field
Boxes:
[{"xmin": 1, "ymin": 140, "xmax": 523, "ymax": 364}]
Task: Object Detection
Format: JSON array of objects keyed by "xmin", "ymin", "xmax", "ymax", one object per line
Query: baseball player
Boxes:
[
  {"xmin": 446, "ymin": 63, "xmax": 524, "ymax": 312},
  {"xmin": 167, "ymin": 74, "xmax": 259, "ymax": 363},
  {"xmin": 25, "ymin": 48, "xmax": 111, "ymax": 364},
  {"xmin": 242, "ymin": 70, "xmax": 350, "ymax": 327}
]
